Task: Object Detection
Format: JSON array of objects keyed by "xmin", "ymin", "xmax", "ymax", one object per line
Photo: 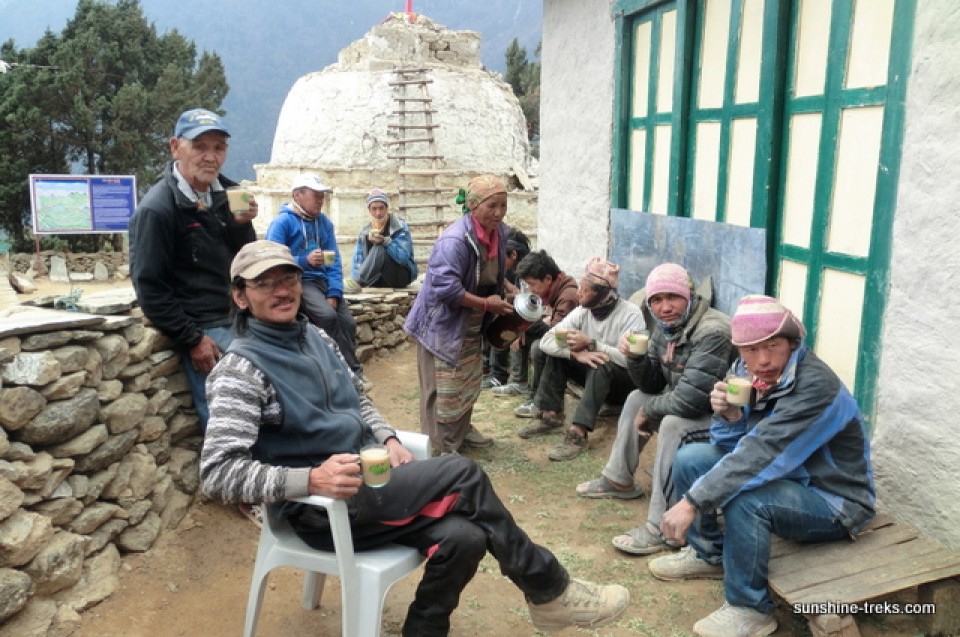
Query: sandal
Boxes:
[
  {"xmin": 611, "ymin": 524, "xmax": 671, "ymax": 555},
  {"xmin": 575, "ymin": 476, "xmax": 645, "ymax": 500}
]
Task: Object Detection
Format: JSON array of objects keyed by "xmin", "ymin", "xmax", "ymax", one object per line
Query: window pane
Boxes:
[
  {"xmin": 699, "ymin": 0, "xmax": 732, "ymax": 108},
  {"xmin": 782, "ymin": 113, "xmax": 822, "ymax": 248},
  {"xmin": 828, "ymin": 106, "xmax": 883, "ymax": 256}
]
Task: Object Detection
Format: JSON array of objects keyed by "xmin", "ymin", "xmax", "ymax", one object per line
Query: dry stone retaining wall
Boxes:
[{"xmin": 0, "ymin": 287, "xmax": 416, "ymax": 636}]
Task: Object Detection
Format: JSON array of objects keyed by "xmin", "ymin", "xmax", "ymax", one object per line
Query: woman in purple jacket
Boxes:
[{"xmin": 404, "ymin": 175, "xmax": 515, "ymax": 454}]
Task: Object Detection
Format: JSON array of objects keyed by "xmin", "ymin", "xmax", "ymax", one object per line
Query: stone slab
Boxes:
[{"xmin": 0, "ymin": 309, "xmax": 106, "ymax": 340}]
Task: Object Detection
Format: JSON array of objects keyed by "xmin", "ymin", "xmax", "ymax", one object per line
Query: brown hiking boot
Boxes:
[
  {"xmin": 518, "ymin": 411, "xmax": 563, "ymax": 439},
  {"xmin": 528, "ymin": 578, "xmax": 630, "ymax": 632},
  {"xmin": 547, "ymin": 428, "xmax": 587, "ymax": 461},
  {"xmin": 461, "ymin": 426, "xmax": 494, "ymax": 448}
]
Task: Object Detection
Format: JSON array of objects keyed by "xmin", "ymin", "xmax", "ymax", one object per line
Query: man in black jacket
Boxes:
[{"xmin": 129, "ymin": 108, "xmax": 257, "ymax": 432}]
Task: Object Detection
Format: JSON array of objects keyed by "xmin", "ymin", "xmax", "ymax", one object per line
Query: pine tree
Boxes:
[
  {"xmin": 503, "ymin": 37, "xmax": 541, "ymax": 151},
  {"xmin": 0, "ymin": 0, "xmax": 228, "ymax": 250}
]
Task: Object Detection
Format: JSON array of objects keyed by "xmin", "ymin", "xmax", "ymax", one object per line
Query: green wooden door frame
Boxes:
[
  {"xmin": 612, "ymin": 0, "xmax": 683, "ymax": 213},
  {"xmin": 772, "ymin": 0, "xmax": 915, "ymax": 420},
  {"xmin": 608, "ymin": 0, "xmax": 916, "ymax": 421}
]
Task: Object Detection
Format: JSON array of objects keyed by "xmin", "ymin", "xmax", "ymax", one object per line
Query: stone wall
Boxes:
[
  {"xmin": 8, "ymin": 253, "xmax": 128, "ymax": 280},
  {"xmin": 0, "ymin": 287, "xmax": 416, "ymax": 635}
]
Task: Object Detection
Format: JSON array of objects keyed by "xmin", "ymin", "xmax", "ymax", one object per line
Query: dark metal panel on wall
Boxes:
[{"xmin": 610, "ymin": 209, "xmax": 766, "ymax": 316}]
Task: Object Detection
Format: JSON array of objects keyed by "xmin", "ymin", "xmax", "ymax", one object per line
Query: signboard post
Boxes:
[{"xmin": 28, "ymin": 174, "xmax": 137, "ymax": 235}]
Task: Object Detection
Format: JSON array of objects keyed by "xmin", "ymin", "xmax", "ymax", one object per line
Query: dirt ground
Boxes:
[{"xmin": 16, "ymin": 280, "xmax": 926, "ymax": 637}]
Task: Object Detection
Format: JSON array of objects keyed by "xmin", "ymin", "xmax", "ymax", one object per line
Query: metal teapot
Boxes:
[{"xmin": 485, "ymin": 287, "xmax": 545, "ymax": 350}]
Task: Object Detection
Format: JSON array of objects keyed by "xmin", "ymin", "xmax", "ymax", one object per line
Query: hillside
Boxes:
[{"xmin": 0, "ymin": 0, "xmax": 542, "ymax": 181}]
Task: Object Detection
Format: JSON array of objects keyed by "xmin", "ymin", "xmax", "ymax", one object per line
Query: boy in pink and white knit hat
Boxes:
[
  {"xmin": 729, "ymin": 294, "xmax": 806, "ymax": 346},
  {"xmin": 649, "ymin": 293, "xmax": 872, "ymax": 637}
]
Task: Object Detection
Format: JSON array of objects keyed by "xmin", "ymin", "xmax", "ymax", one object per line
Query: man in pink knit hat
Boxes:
[
  {"xmin": 574, "ymin": 263, "xmax": 736, "ymax": 557},
  {"xmin": 648, "ymin": 294, "xmax": 874, "ymax": 637},
  {"xmin": 523, "ymin": 257, "xmax": 645, "ymax": 461}
]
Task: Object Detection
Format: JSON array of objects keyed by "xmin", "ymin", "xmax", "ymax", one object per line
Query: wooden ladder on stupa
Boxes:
[{"xmin": 387, "ymin": 67, "xmax": 457, "ymax": 266}]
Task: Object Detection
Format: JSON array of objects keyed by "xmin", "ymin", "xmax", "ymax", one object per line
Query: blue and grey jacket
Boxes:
[
  {"xmin": 350, "ymin": 213, "xmax": 418, "ymax": 283},
  {"xmin": 686, "ymin": 346, "xmax": 875, "ymax": 534}
]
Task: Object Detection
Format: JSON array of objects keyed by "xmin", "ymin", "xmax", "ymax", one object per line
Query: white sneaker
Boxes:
[
  {"xmin": 693, "ymin": 602, "xmax": 777, "ymax": 637},
  {"xmin": 648, "ymin": 546, "xmax": 723, "ymax": 581}
]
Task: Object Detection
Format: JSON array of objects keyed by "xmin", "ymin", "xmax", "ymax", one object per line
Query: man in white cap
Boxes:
[
  {"xmin": 649, "ymin": 295, "xmax": 875, "ymax": 637},
  {"xmin": 130, "ymin": 107, "xmax": 257, "ymax": 432},
  {"xmin": 350, "ymin": 187, "xmax": 418, "ymax": 288},
  {"xmin": 266, "ymin": 173, "xmax": 370, "ymax": 390},
  {"xmin": 200, "ymin": 240, "xmax": 631, "ymax": 636}
]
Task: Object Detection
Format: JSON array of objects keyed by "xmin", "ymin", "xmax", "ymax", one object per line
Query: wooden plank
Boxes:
[
  {"xmin": 770, "ymin": 525, "xmax": 920, "ymax": 574},
  {"xmin": 388, "ymin": 155, "xmax": 444, "ymax": 160},
  {"xmin": 770, "ymin": 512, "xmax": 907, "ymax": 559},
  {"xmin": 398, "ymin": 168, "xmax": 460, "ymax": 175},
  {"xmin": 394, "ymin": 97, "xmax": 432, "ymax": 102},
  {"xmin": 389, "ymin": 79, "xmax": 433, "ymax": 86},
  {"xmin": 398, "ymin": 203, "xmax": 449, "ymax": 209},
  {"xmin": 391, "ymin": 109, "xmax": 437, "ymax": 115},
  {"xmin": 772, "ymin": 539, "xmax": 950, "ymax": 597},
  {"xmin": 398, "ymin": 188, "xmax": 455, "ymax": 194},
  {"xmin": 388, "ymin": 124, "xmax": 440, "ymax": 129},
  {"xmin": 789, "ymin": 561, "xmax": 960, "ymax": 605},
  {"xmin": 383, "ymin": 138, "xmax": 435, "ymax": 145},
  {"xmin": 394, "ymin": 67, "xmax": 429, "ymax": 73},
  {"xmin": 407, "ymin": 220, "xmax": 454, "ymax": 228}
]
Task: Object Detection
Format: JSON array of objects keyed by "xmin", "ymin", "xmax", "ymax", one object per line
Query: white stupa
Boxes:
[{"xmin": 253, "ymin": 13, "xmax": 537, "ymax": 240}]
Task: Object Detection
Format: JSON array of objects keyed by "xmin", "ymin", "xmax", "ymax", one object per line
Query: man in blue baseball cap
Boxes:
[{"xmin": 130, "ymin": 107, "xmax": 258, "ymax": 433}]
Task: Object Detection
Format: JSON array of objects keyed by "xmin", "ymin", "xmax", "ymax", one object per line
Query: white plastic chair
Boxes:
[{"xmin": 243, "ymin": 431, "xmax": 430, "ymax": 637}]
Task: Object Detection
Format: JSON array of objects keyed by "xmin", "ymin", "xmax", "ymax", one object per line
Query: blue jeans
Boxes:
[
  {"xmin": 674, "ymin": 443, "xmax": 848, "ymax": 613},
  {"xmin": 181, "ymin": 325, "xmax": 234, "ymax": 433}
]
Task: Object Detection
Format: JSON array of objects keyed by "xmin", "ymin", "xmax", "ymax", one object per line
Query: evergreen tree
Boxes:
[
  {"xmin": 0, "ymin": 0, "xmax": 228, "ymax": 250},
  {"xmin": 503, "ymin": 37, "xmax": 540, "ymax": 151}
]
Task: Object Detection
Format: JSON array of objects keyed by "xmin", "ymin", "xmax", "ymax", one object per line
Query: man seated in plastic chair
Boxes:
[{"xmin": 199, "ymin": 241, "xmax": 630, "ymax": 637}]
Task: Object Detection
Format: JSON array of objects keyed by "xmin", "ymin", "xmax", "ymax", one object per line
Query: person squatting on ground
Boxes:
[
  {"xmin": 129, "ymin": 108, "xmax": 256, "ymax": 432},
  {"xmin": 403, "ymin": 175, "xmax": 518, "ymax": 454},
  {"xmin": 574, "ymin": 263, "xmax": 736, "ymax": 556},
  {"xmin": 482, "ymin": 227, "xmax": 532, "ymax": 390},
  {"xmin": 523, "ymin": 257, "xmax": 645, "ymax": 461},
  {"xmin": 265, "ymin": 173, "xmax": 371, "ymax": 390},
  {"xmin": 199, "ymin": 240, "xmax": 630, "ymax": 637},
  {"xmin": 649, "ymin": 294, "xmax": 875, "ymax": 637},
  {"xmin": 495, "ymin": 249, "xmax": 580, "ymax": 417},
  {"xmin": 350, "ymin": 187, "xmax": 418, "ymax": 289}
]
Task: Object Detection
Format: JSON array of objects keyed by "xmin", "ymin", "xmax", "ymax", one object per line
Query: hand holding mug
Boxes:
[{"xmin": 710, "ymin": 380, "xmax": 744, "ymax": 421}]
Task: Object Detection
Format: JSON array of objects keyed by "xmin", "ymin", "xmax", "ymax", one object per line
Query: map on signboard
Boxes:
[{"xmin": 34, "ymin": 180, "xmax": 92, "ymax": 232}]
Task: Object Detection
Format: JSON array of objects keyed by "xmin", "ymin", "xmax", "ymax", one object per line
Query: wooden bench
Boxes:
[{"xmin": 768, "ymin": 512, "xmax": 960, "ymax": 636}]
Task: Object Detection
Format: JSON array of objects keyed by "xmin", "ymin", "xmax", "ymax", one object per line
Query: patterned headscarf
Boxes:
[
  {"xmin": 584, "ymin": 257, "xmax": 620, "ymax": 289},
  {"xmin": 457, "ymin": 174, "xmax": 507, "ymax": 213}
]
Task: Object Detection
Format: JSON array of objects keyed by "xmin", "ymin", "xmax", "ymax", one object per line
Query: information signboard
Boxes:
[{"xmin": 29, "ymin": 174, "xmax": 137, "ymax": 234}]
